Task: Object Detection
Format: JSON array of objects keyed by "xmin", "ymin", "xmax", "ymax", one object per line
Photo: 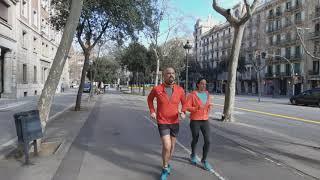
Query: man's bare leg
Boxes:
[
  {"xmin": 161, "ymin": 135, "xmax": 172, "ymax": 168},
  {"xmin": 169, "ymin": 136, "xmax": 176, "ymax": 160}
]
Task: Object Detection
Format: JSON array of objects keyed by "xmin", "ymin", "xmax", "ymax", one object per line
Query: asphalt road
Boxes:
[{"xmin": 52, "ymin": 91, "xmax": 318, "ymax": 180}]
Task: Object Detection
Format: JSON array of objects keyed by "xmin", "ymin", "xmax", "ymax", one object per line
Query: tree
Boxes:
[
  {"xmin": 120, "ymin": 42, "xmax": 149, "ymax": 94},
  {"xmin": 160, "ymin": 38, "xmax": 186, "ymax": 82},
  {"xmin": 212, "ymin": 0, "xmax": 259, "ymax": 122},
  {"xmin": 38, "ymin": 0, "xmax": 83, "ymax": 127},
  {"xmin": 86, "ymin": 56, "xmax": 120, "ymax": 84},
  {"xmin": 144, "ymin": 0, "xmax": 187, "ymax": 86},
  {"xmin": 51, "ymin": 0, "xmax": 156, "ymax": 111}
]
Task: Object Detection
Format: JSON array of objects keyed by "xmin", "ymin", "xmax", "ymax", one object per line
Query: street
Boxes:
[{"xmin": 0, "ymin": 90, "xmax": 319, "ymax": 180}]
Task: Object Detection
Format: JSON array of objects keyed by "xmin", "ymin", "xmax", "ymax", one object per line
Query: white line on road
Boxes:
[{"xmin": 144, "ymin": 115, "xmax": 228, "ymax": 180}]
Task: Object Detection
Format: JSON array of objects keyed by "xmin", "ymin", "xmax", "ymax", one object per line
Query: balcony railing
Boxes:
[
  {"xmin": 309, "ymin": 31, "xmax": 320, "ymax": 39},
  {"xmin": 292, "ymin": 4, "xmax": 303, "ymax": 11},
  {"xmin": 308, "ymin": 70, "xmax": 320, "ymax": 76}
]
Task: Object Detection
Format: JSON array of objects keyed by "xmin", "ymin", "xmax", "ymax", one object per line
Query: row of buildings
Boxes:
[
  {"xmin": 0, "ymin": 0, "xmax": 70, "ymax": 99},
  {"xmin": 193, "ymin": 0, "xmax": 320, "ymax": 96}
]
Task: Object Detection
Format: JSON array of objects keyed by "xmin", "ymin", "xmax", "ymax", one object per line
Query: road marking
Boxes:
[
  {"xmin": 214, "ymin": 104, "xmax": 320, "ymax": 125},
  {"xmin": 144, "ymin": 115, "xmax": 227, "ymax": 180}
]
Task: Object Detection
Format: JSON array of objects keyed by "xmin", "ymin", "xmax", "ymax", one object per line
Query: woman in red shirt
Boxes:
[{"xmin": 186, "ymin": 78, "xmax": 214, "ymax": 172}]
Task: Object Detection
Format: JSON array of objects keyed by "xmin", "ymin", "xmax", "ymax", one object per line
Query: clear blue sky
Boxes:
[{"xmin": 157, "ymin": 0, "xmax": 241, "ymax": 43}]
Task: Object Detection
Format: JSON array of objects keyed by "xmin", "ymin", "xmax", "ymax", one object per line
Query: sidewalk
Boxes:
[{"xmin": 0, "ymin": 97, "xmax": 96, "ymax": 180}]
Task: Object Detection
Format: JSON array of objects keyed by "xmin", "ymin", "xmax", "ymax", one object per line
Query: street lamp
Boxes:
[
  {"xmin": 89, "ymin": 59, "xmax": 94, "ymax": 99},
  {"xmin": 183, "ymin": 40, "xmax": 192, "ymax": 93}
]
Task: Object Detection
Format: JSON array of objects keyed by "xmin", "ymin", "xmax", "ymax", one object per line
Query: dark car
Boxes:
[
  {"xmin": 290, "ymin": 88, "xmax": 320, "ymax": 107},
  {"xmin": 83, "ymin": 83, "xmax": 91, "ymax": 93}
]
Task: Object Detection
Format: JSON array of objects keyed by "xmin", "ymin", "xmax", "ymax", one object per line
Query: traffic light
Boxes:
[{"xmin": 261, "ymin": 52, "xmax": 267, "ymax": 59}]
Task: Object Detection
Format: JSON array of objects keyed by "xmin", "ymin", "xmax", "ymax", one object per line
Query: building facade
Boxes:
[
  {"xmin": 193, "ymin": 0, "xmax": 319, "ymax": 96},
  {"xmin": 0, "ymin": 0, "xmax": 69, "ymax": 99}
]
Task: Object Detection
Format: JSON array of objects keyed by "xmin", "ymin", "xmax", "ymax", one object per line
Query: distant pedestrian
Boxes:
[
  {"xmin": 61, "ymin": 83, "xmax": 65, "ymax": 93},
  {"xmin": 185, "ymin": 78, "xmax": 214, "ymax": 172},
  {"xmin": 147, "ymin": 67, "xmax": 186, "ymax": 180}
]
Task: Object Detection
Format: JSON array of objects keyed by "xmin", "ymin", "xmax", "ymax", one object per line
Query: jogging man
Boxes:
[
  {"xmin": 185, "ymin": 78, "xmax": 214, "ymax": 171},
  {"xmin": 147, "ymin": 67, "xmax": 186, "ymax": 180}
]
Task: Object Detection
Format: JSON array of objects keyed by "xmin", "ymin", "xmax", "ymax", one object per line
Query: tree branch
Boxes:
[
  {"xmin": 91, "ymin": 21, "xmax": 110, "ymax": 49},
  {"xmin": 238, "ymin": 0, "xmax": 259, "ymax": 25},
  {"xmin": 77, "ymin": 19, "xmax": 86, "ymax": 51},
  {"xmin": 212, "ymin": 0, "xmax": 239, "ymax": 25},
  {"xmin": 296, "ymin": 27, "xmax": 320, "ymax": 60}
]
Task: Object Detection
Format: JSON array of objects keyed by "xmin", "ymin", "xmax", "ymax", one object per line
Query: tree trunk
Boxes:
[
  {"xmin": 75, "ymin": 51, "xmax": 90, "ymax": 111},
  {"xmin": 222, "ymin": 25, "xmax": 245, "ymax": 122},
  {"xmin": 153, "ymin": 48, "xmax": 160, "ymax": 86},
  {"xmin": 257, "ymin": 70, "xmax": 262, "ymax": 102},
  {"xmin": 37, "ymin": 0, "xmax": 83, "ymax": 128}
]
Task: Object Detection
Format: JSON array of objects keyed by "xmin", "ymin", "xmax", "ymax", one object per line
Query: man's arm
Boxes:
[
  {"xmin": 185, "ymin": 94, "xmax": 199, "ymax": 113},
  {"xmin": 147, "ymin": 88, "xmax": 156, "ymax": 114}
]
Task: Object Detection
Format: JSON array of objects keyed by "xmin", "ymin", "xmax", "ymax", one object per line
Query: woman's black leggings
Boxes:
[{"xmin": 190, "ymin": 120, "xmax": 211, "ymax": 161}]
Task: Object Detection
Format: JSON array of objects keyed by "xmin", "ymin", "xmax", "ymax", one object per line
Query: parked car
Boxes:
[
  {"xmin": 83, "ymin": 83, "xmax": 91, "ymax": 93},
  {"xmin": 290, "ymin": 88, "xmax": 320, "ymax": 107}
]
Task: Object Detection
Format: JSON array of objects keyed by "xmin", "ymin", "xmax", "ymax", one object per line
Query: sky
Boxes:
[{"xmin": 156, "ymin": 0, "xmax": 241, "ymax": 43}]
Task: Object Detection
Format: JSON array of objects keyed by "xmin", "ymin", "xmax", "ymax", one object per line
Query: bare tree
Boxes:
[
  {"xmin": 296, "ymin": 27, "xmax": 320, "ymax": 60},
  {"xmin": 249, "ymin": 51, "xmax": 269, "ymax": 102},
  {"xmin": 212, "ymin": 0, "xmax": 259, "ymax": 122},
  {"xmin": 37, "ymin": 0, "xmax": 83, "ymax": 127},
  {"xmin": 144, "ymin": 0, "xmax": 189, "ymax": 85}
]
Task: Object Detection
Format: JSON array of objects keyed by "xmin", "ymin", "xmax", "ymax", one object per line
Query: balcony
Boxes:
[
  {"xmin": 265, "ymin": 73, "xmax": 274, "ymax": 78},
  {"xmin": 292, "ymin": 53, "xmax": 302, "ymax": 60},
  {"xmin": 267, "ymin": 14, "xmax": 274, "ymax": 19},
  {"xmin": 285, "ymin": 7, "xmax": 293, "ymax": 13},
  {"xmin": 281, "ymin": 72, "xmax": 291, "ymax": 77},
  {"xmin": 308, "ymin": 70, "xmax": 319, "ymax": 76},
  {"xmin": 294, "ymin": 19, "xmax": 303, "ymax": 25},
  {"xmin": 309, "ymin": 31, "xmax": 320, "ymax": 39},
  {"xmin": 311, "ymin": 10, "xmax": 320, "ymax": 20},
  {"xmin": 292, "ymin": 4, "xmax": 303, "ymax": 12}
]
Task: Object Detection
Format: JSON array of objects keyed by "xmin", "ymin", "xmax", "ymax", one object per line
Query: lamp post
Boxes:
[
  {"xmin": 183, "ymin": 40, "xmax": 192, "ymax": 93},
  {"xmin": 89, "ymin": 59, "xmax": 93, "ymax": 99}
]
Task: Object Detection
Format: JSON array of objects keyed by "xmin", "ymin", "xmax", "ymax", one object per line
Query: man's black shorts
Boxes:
[{"xmin": 158, "ymin": 123, "xmax": 179, "ymax": 137}]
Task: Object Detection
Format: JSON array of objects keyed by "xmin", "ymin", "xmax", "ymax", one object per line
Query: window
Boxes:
[
  {"xmin": 295, "ymin": 46, "xmax": 301, "ymax": 57},
  {"xmin": 276, "ymin": 64, "xmax": 280, "ymax": 75},
  {"xmin": 268, "ymin": 66, "xmax": 273, "ymax": 74},
  {"xmin": 294, "ymin": 63, "xmax": 300, "ymax": 74},
  {"xmin": 32, "ymin": 10, "xmax": 38, "ymax": 26},
  {"xmin": 315, "ymin": 23, "xmax": 320, "ymax": 33},
  {"xmin": 23, "ymin": 64, "xmax": 27, "ymax": 83},
  {"xmin": 269, "ymin": 9, "xmax": 273, "ymax": 17},
  {"xmin": 33, "ymin": 66, "xmax": 37, "ymax": 83},
  {"xmin": 276, "ymin": 20, "xmax": 281, "ymax": 29},
  {"xmin": 285, "ymin": 17, "xmax": 291, "ymax": 27},
  {"xmin": 42, "ymin": 67, "xmax": 48, "ymax": 83},
  {"xmin": 33, "ymin": 37, "xmax": 37, "ymax": 52},
  {"xmin": 276, "ymin": 7, "xmax": 281, "ymax": 15},
  {"xmin": 276, "ymin": 34, "xmax": 281, "ymax": 44},
  {"xmin": 0, "ymin": 0, "xmax": 9, "ymax": 22},
  {"xmin": 313, "ymin": 61, "xmax": 319, "ymax": 74},
  {"xmin": 21, "ymin": 0, "xmax": 28, "ymax": 17},
  {"xmin": 269, "ymin": 36, "xmax": 273, "ymax": 45},
  {"xmin": 295, "ymin": 12, "xmax": 301, "ymax": 22},
  {"xmin": 286, "ymin": 1, "xmax": 292, "ymax": 10},
  {"xmin": 22, "ymin": 31, "xmax": 27, "ymax": 49},
  {"xmin": 286, "ymin": 47, "xmax": 291, "ymax": 59},
  {"xmin": 286, "ymin": 64, "xmax": 291, "ymax": 75}
]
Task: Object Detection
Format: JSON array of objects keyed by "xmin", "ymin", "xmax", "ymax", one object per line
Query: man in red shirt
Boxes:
[{"xmin": 147, "ymin": 67, "xmax": 186, "ymax": 180}]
